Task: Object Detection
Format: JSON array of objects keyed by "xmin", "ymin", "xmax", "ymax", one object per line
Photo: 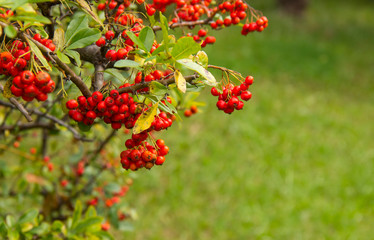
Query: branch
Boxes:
[
  {"xmin": 0, "ymin": 83, "xmax": 33, "ymax": 122},
  {"xmin": 0, "ymin": 22, "xmax": 92, "ymax": 98},
  {"xmin": 117, "ymin": 74, "xmax": 199, "ymax": 94},
  {"xmin": 0, "ymin": 100, "xmax": 93, "ymax": 142}
]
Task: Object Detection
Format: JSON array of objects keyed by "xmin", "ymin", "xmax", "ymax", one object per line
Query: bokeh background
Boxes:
[{"xmin": 124, "ymin": 0, "xmax": 374, "ymax": 239}]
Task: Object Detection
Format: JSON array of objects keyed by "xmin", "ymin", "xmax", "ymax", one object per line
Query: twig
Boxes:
[
  {"xmin": 0, "ymin": 100, "xmax": 93, "ymax": 142},
  {"xmin": 0, "ymin": 83, "xmax": 33, "ymax": 122}
]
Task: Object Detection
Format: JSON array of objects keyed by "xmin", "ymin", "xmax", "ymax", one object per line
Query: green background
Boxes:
[{"xmin": 124, "ymin": 0, "xmax": 374, "ymax": 239}]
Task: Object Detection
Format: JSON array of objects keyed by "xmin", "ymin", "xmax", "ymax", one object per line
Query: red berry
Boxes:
[
  {"xmin": 240, "ymin": 91, "xmax": 252, "ymax": 101},
  {"xmin": 21, "ymin": 70, "xmax": 35, "ymax": 85},
  {"xmin": 184, "ymin": 109, "xmax": 192, "ymax": 117},
  {"xmin": 92, "ymin": 91, "xmax": 103, "ymax": 102},
  {"xmin": 96, "ymin": 37, "xmax": 106, "ymax": 47},
  {"xmin": 66, "ymin": 99, "xmax": 79, "ymax": 109},
  {"xmin": 105, "ymin": 30, "xmax": 115, "ymax": 40},
  {"xmin": 205, "ymin": 36, "xmax": 216, "ymax": 44},
  {"xmin": 147, "ymin": 6, "xmax": 156, "ymax": 16},
  {"xmin": 35, "ymin": 71, "xmax": 51, "ymax": 86},
  {"xmin": 198, "ymin": 29, "xmax": 207, "ymax": 37},
  {"xmin": 156, "ymin": 139, "xmax": 165, "ymax": 148},
  {"xmin": 211, "ymin": 87, "xmax": 219, "ymax": 96},
  {"xmin": 105, "ymin": 50, "xmax": 117, "ymax": 61},
  {"xmin": 155, "ymin": 156, "xmax": 165, "ymax": 165},
  {"xmin": 117, "ymin": 48, "xmax": 128, "ymax": 59},
  {"xmin": 108, "ymin": 0, "xmax": 117, "ymax": 9},
  {"xmin": 97, "ymin": 3, "xmax": 106, "ymax": 10},
  {"xmin": 244, "ymin": 76, "xmax": 254, "ymax": 85}
]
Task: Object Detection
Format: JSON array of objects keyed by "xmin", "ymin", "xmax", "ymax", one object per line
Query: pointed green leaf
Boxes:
[
  {"xmin": 72, "ymin": 200, "xmax": 82, "ymax": 228},
  {"xmin": 65, "ymin": 15, "xmax": 89, "ymax": 46},
  {"xmin": 65, "ymin": 49, "xmax": 81, "ymax": 67},
  {"xmin": 72, "ymin": 216, "xmax": 102, "ymax": 234},
  {"xmin": 172, "ymin": 37, "xmax": 201, "ymax": 60},
  {"xmin": 176, "ymin": 59, "xmax": 216, "ymax": 86},
  {"xmin": 56, "ymin": 50, "xmax": 70, "ymax": 64},
  {"xmin": 114, "ymin": 60, "xmax": 141, "ymax": 69},
  {"xmin": 18, "ymin": 209, "xmax": 38, "ymax": 224},
  {"xmin": 126, "ymin": 31, "xmax": 147, "ymax": 52},
  {"xmin": 26, "ymin": 38, "xmax": 52, "ymax": 71},
  {"xmin": 159, "ymin": 12, "xmax": 169, "ymax": 50},
  {"xmin": 11, "ymin": 14, "xmax": 51, "ymax": 24},
  {"xmin": 139, "ymin": 26, "xmax": 155, "ymax": 52},
  {"xmin": 66, "ymin": 28, "xmax": 101, "ymax": 50},
  {"xmin": 149, "ymin": 81, "xmax": 168, "ymax": 96},
  {"xmin": 4, "ymin": 25, "xmax": 17, "ymax": 38}
]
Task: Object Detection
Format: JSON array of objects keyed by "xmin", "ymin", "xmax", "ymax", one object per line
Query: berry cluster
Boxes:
[
  {"xmin": 189, "ymin": 29, "xmax": 216, "ymax": 48},
  {"xmin": 0, "ymin": 40, "xmax": 30, "ymax": 77},
  {"xmin": 121, "ymin": 138, "xmax": 169, "ymax": 171},
  {"xmin": 241, "ymin": 16, "xmax": 269, "ymax": 35},
  {"xmin": 66, "ymin": 89, "xmax": 140, "ymax": 129},
  {"xmin": 211, "ymin": 76, "xmax": 253, "ymax": 114},
  {"xmin": 184, "ymin": 105, "xmax": 198, "ymax": 117},
  {"xmin": 33, "ymin": 33, "xmax": 56, "ymax": 52},
  {"xmin": 0, "ymin": 8, "xmax": 13, "ymax": 18},
  {"xmin": 10, "ymin": 70, "xmax": 55, "ymax": 102}
]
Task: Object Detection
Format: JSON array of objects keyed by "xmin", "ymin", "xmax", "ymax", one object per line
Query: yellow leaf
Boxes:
[
  {"xmin": 3, "ymin": 78, "xmax": 13, "ymax": 98},
  {"xmin": 76, "ymin": 0, "xmax": 104, "ymax": 28},
  {"xmin": 53, "ymin": 28, "xmax": 65, "ymax": 51},
  {"xmin": 175, "ymin": 70, "xmax": 186, "ymax": 93},
  {"xmin": 133, "ymin": 102, "xmax": 159, "ymax": 134}
]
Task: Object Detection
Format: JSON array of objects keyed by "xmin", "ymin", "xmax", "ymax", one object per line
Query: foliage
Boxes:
[{"xmin": 0, "ymin": 0, "xmax": 268, "ymax": 238}]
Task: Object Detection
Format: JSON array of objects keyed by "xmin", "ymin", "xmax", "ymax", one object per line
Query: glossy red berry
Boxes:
[
  {"xmin": 96, "ymin": 37, "xmax": 106, "ymax": 47},
  {"xmin": 66, "ymin": 99, "xmax": 79, "ymax": 109},
  {"xmin": 240, "ymin": 91, "xmax": 252, "ymax": 101},
  {"xmin": 21, "ymin": 70, "xmax": 35, "ymax": 85},
  {"xmin": 105, "ymin": 30, "xmax": 115, "ymax": 40}
]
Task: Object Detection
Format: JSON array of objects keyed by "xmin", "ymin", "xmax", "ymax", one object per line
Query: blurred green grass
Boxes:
[{"xmin": 124, "ymin": 1, "xmax": 374, "ymax": 239}]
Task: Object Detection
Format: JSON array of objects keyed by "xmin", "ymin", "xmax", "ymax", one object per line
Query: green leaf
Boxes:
[
  {"xmin": 11, "ymin": 14, "xmax": 51, "ymax": 24},
  {"xmin": 66, "ymin": 28, "xmax": 101, "ymax": 50},
  {"xmin": 133, "ymin": 102, "xmax": 159, "ymax": 134},
  {"xmin": 104, "ymin": 68, "xmax": 128, "ymax": 85},
  {"xmin": 176, "ymin": 59, "xmax": 216, "ymax": 86},
  {"xmin": 65, "ymin": 50, "xmax": 81, "ymax": 67},
  {"xmin": 18, "ymin": 209, "xmax": 38, "ymax": 224},
  {"xmin": 56, "ymin": 50, "xmax": 70, "ymax": 64},
  {"xmin": 93, "ymin": 231, "xmax": 115, "ymax": 240},
  {"xmin": 172, "ymin": 37, "xmax": 201, "ymax": 60},
  {"xmin": 51, "ymin": 220, "xmax": 65, "ymax": 232},
  {"xmin": 126, "ymin": 31, "xmax": 147, "ymax": 52},
  {"xmin": 0, "ymin": 222, "xmax": 7, "ymax": 237},
  {"xmin": 139, "ymin": 26, "xmax": 155, "ymax": 52},
  {"xmin": 72, "ymin": 217, "xmax": 102, "ymax": 234},
  {"xmin": 149, "ymin": 81, "xmax": 168, "ymax": 96},
  {"xmin": 174, "ymin": 70, "xmax": 186, "ymax": 93},
  {"xmin": 85, "ymin": 206, "xmax": 97, "ymax": 219},
  {"xmin": 53, "ymin": 28, "xmax": 65, "ymax": 51},
  {"xmin": 75, "ymin": 0, "xmax": 104, "ymax": 28},
  {"xmin": 159, "ymin": 12, "xmax": 169, "ymax": 51},
  {"xmin": 72, "ymin": 200, "xmax": 82, "ymax": 228},
  {"xmin": 29, "ymin": 222, "xmax": 50, "ymax": 235},
  {"xmin": 26, "ymin": 38, "xmax": 52, "ymax": 71},
  {"xmin": 5, "ymin": 215, "xmax": 15, "ymax": 227},
  {"xmin": 0, "ymin": 0, "xmax": 52, "ymax": 10},
  {"xmin": 196, "ymin": 51, "xmax": 208, "ymax": 68},
  {"xmin": 4, "ymin": 25, "xmax": 17, "ymax": 38},
  {"xmin": 65, "ymin": 15, "xmax": 89, "ymax": 47},
  {"xmin": 114, "ymin": 60, "xmax": 141, "ymax": 69}
]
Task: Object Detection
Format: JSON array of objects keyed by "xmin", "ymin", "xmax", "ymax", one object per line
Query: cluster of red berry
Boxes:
[
  {"xmin": 66, "ymin": 89, "xmax": 140, "ymax": 129},
  {"xmin": 33, "ymin": 33, "xmax": 56, "ymax": 52},
  {"xmin": 0, "ymin": 40, "xmax": 30, "ymax": 77},
  {"xmin": 10, "ymin": 70, "xmax": 55, "ymax": 102},
  {"xmin": 0, "ymin": 8, "xmax": 13, "ymax": 18},
  {"xmin": 211, "ymin": 76, "xmax": 253, "ymax": 114},
  {"xmin": 184, "ymin": 105, "xmax": 198, "ymax": 117},
  {"xmin": 189, "ymin": 29, "xmax": 216, "ymax": 48},
  {"xmin": 121, "ymin": 138, "xmax": 169, "ymax": 171},
  {"xmin": 241, "ymin": 16, "xmax": 269, "ymax": 35}
]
